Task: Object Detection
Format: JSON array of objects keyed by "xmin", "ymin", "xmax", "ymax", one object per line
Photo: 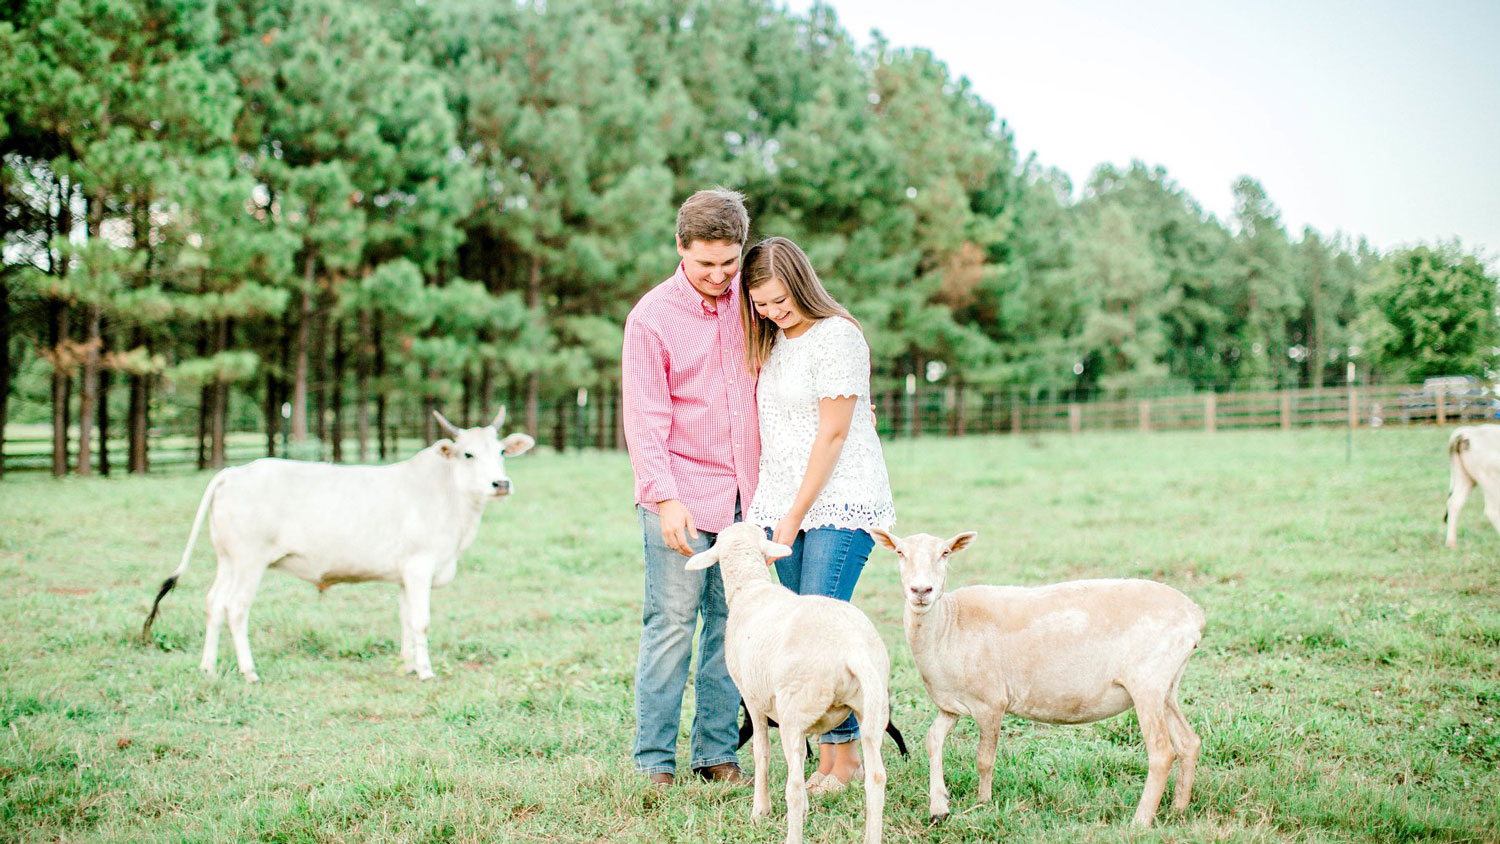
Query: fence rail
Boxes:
[{"xmin": 2, "ymin": 381, "xmax": 1492, "ymax": 476}]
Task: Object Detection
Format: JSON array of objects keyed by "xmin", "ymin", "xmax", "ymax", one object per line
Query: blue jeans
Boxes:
[
  {"xmin": 632, "ymin": 506, "xmax": 741, "ymax": 775},
  {"xmin": 771, "ymin": 525, "xmax": 876, "ymax": 744}
]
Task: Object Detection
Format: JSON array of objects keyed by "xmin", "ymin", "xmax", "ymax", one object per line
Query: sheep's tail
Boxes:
[
  {"xmin": 141, "ymin": 469, "xmax": 230, "ymax": 644},
  {"xmin": 849, "ymin": 649, "xmax": 891, "ymax": 752}
]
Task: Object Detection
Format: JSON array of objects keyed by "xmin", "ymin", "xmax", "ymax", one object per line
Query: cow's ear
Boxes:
[
  {"xmin": 501, "ymin": 433, "xmax": 535, "ymax": 457},
  {"xmin": 684, "ymin": 547, "xmax": 720, "ymax": 571},
  {"xmin": 436, "ymin": 439, "xmax": 457, "ymax": 459}
]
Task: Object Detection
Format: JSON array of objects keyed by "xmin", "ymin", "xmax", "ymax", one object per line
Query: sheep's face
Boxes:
[{"xmin": 872, "ymin": 529, "xmax": 977, "ymax": 614}]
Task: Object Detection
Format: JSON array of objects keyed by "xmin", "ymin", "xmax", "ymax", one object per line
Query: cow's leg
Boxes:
[
  {"xmin": 402, "ymin": 568, "xmax": 435, "ymax": 680},
  {"xmin": 397, "ymin": 584, "xmax": 416, "ymax": 674},
  {"xmin": 1482, "ymin": 490, "xmax": 1500, "ymax": 543},
  {"xmin": 199, "ymin": 559, "xmax": 233, "ymax": 676},
  {"xmin": 225, "ymin": 565, "xmax": 266, "ymax": 683},
  {"xmin": 1447, "ymin": 453, "xmax": 1474, "ymax": 548}
]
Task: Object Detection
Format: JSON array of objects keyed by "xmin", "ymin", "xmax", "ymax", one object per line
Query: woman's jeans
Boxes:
[
  {"xmin": 771, "ymin": 525, "xmax": 876, "ymax": 745},
  {"xmin": 632, "ymin": 505, "xmax": 740, "ymax": 775}
]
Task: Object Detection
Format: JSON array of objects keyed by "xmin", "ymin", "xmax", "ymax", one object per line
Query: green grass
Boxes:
[{"xmin": 1, "ymin": 427, "xmax": 1496, "ymax": 843}]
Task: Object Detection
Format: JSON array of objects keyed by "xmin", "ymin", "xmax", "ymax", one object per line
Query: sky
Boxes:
[{"xmin": 788, "ymin": 0, "xmax": 1500, "ymax": 264}]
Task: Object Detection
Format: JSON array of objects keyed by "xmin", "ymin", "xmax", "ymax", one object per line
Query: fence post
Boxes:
[
  {"xmin": 906, "ymin": 376, "xmax": 918, "ymax": 439},
  {"xmin": 1068, "ymin": 403, "xmax": 1081, "ymax": 434},
  {"xmin": 1281, "ymin": 390, "xmax": 1292, "ymax": 429},
  {"xmin": 1138, "ymin": 400, "xmax": 1150, "ymax": 433},
  {"xmin": 1436, "ymin": 387, "xmax": 1446, "ymax": 425},
  {"xmin": 1348, "ymin": 385, "xmax": 1358, "ymax": 429},
  {"xmin": 1011, "ymin": 402, "xmax": 1022, "ymax": 435},
  {"xmin": 1204, "ymin": 394, "xmax": 1216, "ymax": 433}
]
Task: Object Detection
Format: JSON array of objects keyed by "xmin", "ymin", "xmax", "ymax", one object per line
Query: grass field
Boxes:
[{"xmin": 1, "ymin": 427, "xmax": 1497, "ymax": 843}]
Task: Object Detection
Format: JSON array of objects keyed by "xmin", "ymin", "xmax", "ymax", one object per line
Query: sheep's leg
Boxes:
[
  {"xmin": 858, "ymin": 719, "xmax": 887, "ymax": 844},
  {"xmin": 975, "ymin": 714, "xmax": 1003, "ymax": 803},
  {"xmin": 1163, "ymin": 695, "xmax": 1200, "ymax": 811},
  {"xmin": 1447, "ymin": 456, "xmax": 1474, "ymax": 548},
  {"xmin": 926, "ymin": 710, "xmax": 959, "ymax": 819},
  {"xmin": 1131, "ymin": 695, "xmax": 1176, "ymax": 827},
  {"xmin": 780, "ymin": 721, "xmax": 811, "ymax": 844},
  {"xmin": 750, "ymin": 709, "xmax": 772, "ymax": 820}
]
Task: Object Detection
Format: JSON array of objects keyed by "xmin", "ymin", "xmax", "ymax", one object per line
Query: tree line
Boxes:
[{"xmin": 2, "ymin": 0, "xmax": 1496, "ymax": 477}]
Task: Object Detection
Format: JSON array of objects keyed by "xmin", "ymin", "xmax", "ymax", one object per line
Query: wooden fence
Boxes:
[
  {"xmin": 881, "ymin": 381, "xmax": 1491, "ymax": 437},
  {"xmin": 2, "ymin": 381, "xmax": 1491, "ymax": 475}
]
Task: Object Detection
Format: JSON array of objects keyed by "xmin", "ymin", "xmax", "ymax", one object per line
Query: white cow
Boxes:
[
  {"xmin": 1447, "ymin": 424, "xmax": 1500, "ymax": 548},
  {"xmin": 141, "ymin": 408, "xmax": 534, "ymax": 682}
]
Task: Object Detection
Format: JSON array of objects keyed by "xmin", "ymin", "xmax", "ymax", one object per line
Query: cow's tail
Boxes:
[
  {"xmin": 141, "ymin": 469, "xmax": 230, "ymax": 644},
  {"xmin": 1449, "ymin": 428, "xmax": 1471, "ymax": 457},
  {"xmin": 1447, "ymin": 429, "xmax": 1472, "ymax": 523}
]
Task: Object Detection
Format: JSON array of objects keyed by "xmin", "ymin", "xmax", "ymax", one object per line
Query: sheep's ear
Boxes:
[
  {"xmin": 759, "ymin": 538, "xmax": 793, "ymax": 560},
  {"xmin": 870, "ymin": 528, "xmax": 901, "ymax": 553},
  {"xmin": 684, "ymin": 547, "xmax": 721, "ymax": 571},
  {"xmin": 501, "ymin": 433, "xmax": 535, "ymax": 457},
  {"xmin": 946, "ymin": 531, "xmax": 978, "ymax": 554}
]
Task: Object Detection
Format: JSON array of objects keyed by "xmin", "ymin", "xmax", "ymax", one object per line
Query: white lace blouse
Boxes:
[{"xmin": 747, "ymin": 316, "xmax": 896, "ymax": 533}]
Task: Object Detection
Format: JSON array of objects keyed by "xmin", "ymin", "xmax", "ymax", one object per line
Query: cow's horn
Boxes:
[
  {"xmin": 432, "ymin": 410, "xmax": 462, "ymax": 439},
  {"xmin": 491, "ymin": 405, "xmax": 507, "ymax": 429}
]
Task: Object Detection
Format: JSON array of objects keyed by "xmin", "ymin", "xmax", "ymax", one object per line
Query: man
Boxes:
[{"xmin": 622, "ymin": 188, "xmax": 759, "ymax": 787}]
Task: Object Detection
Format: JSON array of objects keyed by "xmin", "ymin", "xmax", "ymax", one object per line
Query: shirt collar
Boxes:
[{"xmin": 671, "ymin": 262, "xmax": 737, "ymax": 316}]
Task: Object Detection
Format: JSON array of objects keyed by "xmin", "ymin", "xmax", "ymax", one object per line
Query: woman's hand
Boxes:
[{"xmin": 773, "ymin": 514, "xmax": 801, "ymax": 550}]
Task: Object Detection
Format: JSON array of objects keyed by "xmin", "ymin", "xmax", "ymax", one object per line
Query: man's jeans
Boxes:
[
  {"xmin": 632, "ymin": 506, "xmax": 741, "ymax": 775},
  {"xmin": 772, "ymin": 525, "xmax": 876, "ymax": 744}
]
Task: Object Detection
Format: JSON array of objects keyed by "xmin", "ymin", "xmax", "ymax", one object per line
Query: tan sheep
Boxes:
[{"xmin": 872, "ymin": 529, "xmax": 1204, "ymax": 827}]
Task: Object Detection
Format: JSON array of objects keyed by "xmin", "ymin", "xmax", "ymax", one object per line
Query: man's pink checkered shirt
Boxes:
[{"xmin": 622, "ymin": 264, "xmax": 760, "ymax": 533}]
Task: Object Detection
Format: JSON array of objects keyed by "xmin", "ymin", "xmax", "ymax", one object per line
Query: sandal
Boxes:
[{"xmin": 808, "ymin": 765, "xmax": 862, "ymax": 796}]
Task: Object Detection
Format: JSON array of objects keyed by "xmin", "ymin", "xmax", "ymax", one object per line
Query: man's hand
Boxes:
[
  {"xmin": 772, "ymin": 514, "xmax": 801, "ymax": 551},
  {"xmin": 657, "ymin": 499, "xmax": 699, "ymax": 557}
]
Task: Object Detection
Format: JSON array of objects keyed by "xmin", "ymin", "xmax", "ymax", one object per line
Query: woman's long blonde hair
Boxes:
[{"xmin": 739, "ymin": 236, "xmax": 860, "ymax": 375}]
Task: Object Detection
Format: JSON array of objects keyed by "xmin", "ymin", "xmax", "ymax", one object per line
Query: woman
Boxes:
[{"xmin": 740, "ymin": 236, "xmax": 896, "ymax": 794}]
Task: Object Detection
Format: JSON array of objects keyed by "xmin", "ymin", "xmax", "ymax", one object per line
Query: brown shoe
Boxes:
[
  {"xmin": 647, "ymin": 772, "xmax": 674, "ymax": 788},
  {"xmin": 693, "ymin": 762, "xmax": 749, "ymax": 784}
]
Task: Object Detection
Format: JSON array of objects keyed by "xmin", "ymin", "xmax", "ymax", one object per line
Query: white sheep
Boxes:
[
  {"xmin": 685, "ymin": 522, "xmax": 890, "ymax": 844},
  {"xmin": 871, "ymin": 529, "xmax": 1205, "ymax": 827}
]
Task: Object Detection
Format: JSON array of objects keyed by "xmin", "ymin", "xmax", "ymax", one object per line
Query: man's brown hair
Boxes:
[{"xmin": 676, "ymin": 188, "xmax": 750, "ymax": 248}]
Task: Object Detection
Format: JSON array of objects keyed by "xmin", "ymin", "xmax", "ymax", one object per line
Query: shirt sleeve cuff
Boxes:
[{"xmin": 638, "ymin": 477, "xmax": 680, "ymax": 505}]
